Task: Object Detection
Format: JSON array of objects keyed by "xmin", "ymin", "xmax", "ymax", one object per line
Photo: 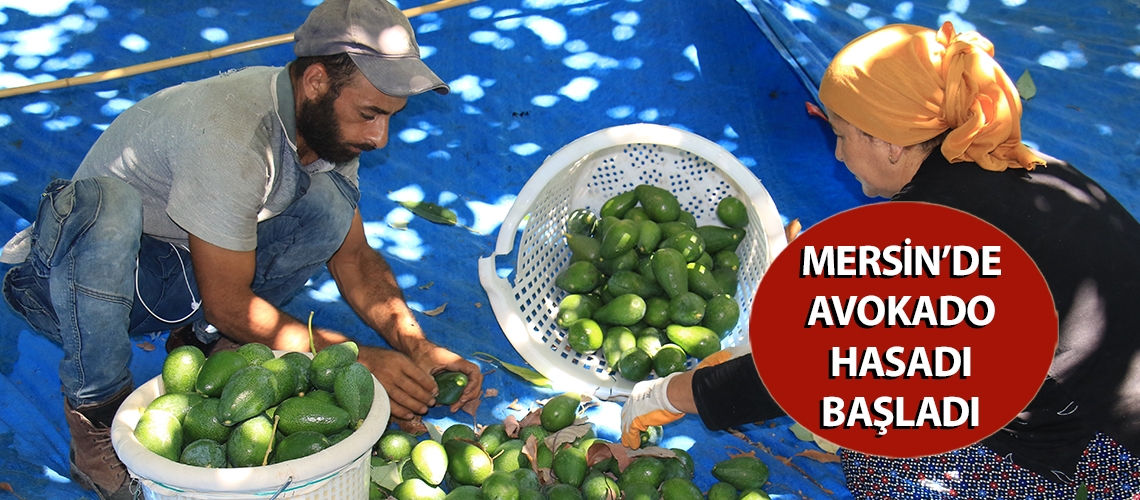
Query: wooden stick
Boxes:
[{"xmin": 0, "ymin": 0, "xmax": 476, "ymax": 99}]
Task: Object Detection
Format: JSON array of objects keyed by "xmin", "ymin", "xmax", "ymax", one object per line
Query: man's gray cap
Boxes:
[{"xmin": 294, "ymin": 0, "xmax": 449, "ymax": 97}]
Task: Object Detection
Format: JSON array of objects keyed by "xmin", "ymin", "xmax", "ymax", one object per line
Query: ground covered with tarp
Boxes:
[{"xmin": 0, "ymin": 0, "xmax": 1137, "ymax": 498}]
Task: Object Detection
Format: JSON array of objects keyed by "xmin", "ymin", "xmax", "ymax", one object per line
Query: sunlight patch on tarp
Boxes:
[
  {"xmin": 1001, "ymin": 0, "xmax": 1027, "ymax": 6},
  {"xmin": 493, "ymin": 17, "xmax": 524, "ymax": 30},
  {"xmin": 41, "ymin": 51, "xmax": 92, "ymax": 71},
  {"xmin": 366, "ymin": 217, "xmax": 426, "ymax": 261},
  {"xmin": 612, "ymin": 25, "xmax": 635, "ymax": 42},
  {"xmin": 638, "ymin": 108, "xmax": 659, "ymax": 121},
  {"xmin": 201, "ymin": 27, "xmax": 228, "ymax": 44},
  {"xmin": 399, "ymin": 128, "xmax": 429, "ymax": 143},
  {"xmin": 782, "ymin": 3, "xmax": 816, "ymax": 23},
  {"xmin": 14, "ymin": 56, "xmax": 40, "ymax": 70},
  {"xmin": 198, "ymin": 7, "xmax": 220, "ymax": 18},
  {"xmin": 717, "ymin": 140, "xmax": 738, "ymax": 152},
  {"xmin": 510, "ymin": 143, "xmax": 541, "ymax": 156},
  {"xmin": 947, "ymin": 0, "xmax": 969, "ymax": 14},
  {"xmin": 683, "ymin": 44, "xmax": 700, "ymax": 72},
  {"xmin": 469, "ymin": 6, "xmax": 494, "ymax": 19},
  {"xmin": 467, "ymin": 194, "xmax": 516, "ymax": 235},
  {"xmin": 1033, "ymin": 26, "xmax": 1055, "ymax": 34},
  {"xmin": 524, "ymin": 16, "xmax": 567, "ymax": 47},
  {"xmin": 864, "ymin": 17, "xmax": 886, "ymax": 30},
  {"xmin": 0, "ymin": 0, "xmax": 74, "ymax": 17},
  {"xmin": 0, "ymin": 114, "xmax": 11, "ymax": 127},
  {"xmin": 44, "ymin": 116, "xmax": 80, "ymax": 130},
  {"xmin": 558, "ymin": 76, "xmax": 599, "ymax": 102},
  {"xmin": 421, "ymin": 46, "xmax": 438, "ymax": 58},
  {"xmin": 673, "ymin": 71, "xmax": 695, "ymax": 82},
  {"xmin": 532, "ymin": 95, "xmax": 559, "ymax": 107},
  {"xmin": 449, "ymin": 74, "xmax": 488, "ymax": 102},
  {"xmin": 21, "ymin": 101, "xmax": 55, "ymax": 115},
  {"xmin": 0, "ymin": 172, "xmax": 17, "ymax": 186},
  {"xmin": 724, "ymin": 125, "xmax": 739, "ymax": 139},
  {"xmin": 846, "ymin": 3, "xmax": 870, "ymax": 19},
  {"xmin": 120, "ymin": 33, "xmax": 149, "ymax": 53},
  {"xmin": 1120, "ymin": 62, "xmax": 1140, "ymax": 79},
  {"xmin": 564, "ymin": 39, "xmax": 588, "ymax": 53},
  {"xmin": 893, "ymin": 1, "xmax": 914, "ymax": 20},
  {"xmin": 607, "ymin": 105, "xmax": 634, "ymax": 119},
  {"xmin": 307, "ymin": 279, "xmax": 341, "ymax": 302}
]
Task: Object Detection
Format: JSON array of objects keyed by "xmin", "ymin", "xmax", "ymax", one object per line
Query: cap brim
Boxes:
[{"xmin": 349, "ymin": 53, "xmax": 449, "ymax": 97}]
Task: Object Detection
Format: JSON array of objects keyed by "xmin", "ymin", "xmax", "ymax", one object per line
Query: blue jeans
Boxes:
[{"xmin": 3, "ymin": 172, "xmax": 358, "ymax": 406}]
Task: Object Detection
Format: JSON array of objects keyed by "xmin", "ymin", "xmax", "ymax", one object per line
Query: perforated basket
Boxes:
[
  {"xmin": 478, "ymin": 124, "xmax": 787, "ymax": 395},
  {"xmin": 110, "ymin": 351, "xmax": 390, "ymax": 500}
]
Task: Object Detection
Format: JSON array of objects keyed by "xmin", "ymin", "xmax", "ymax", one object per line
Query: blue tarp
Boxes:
[{"xmin": 0, "ymin": 0, "xmax": 1137, "ymax": 498}]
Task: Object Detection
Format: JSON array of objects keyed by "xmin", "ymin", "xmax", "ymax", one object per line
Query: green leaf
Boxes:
[
  {"xmin": 1075, "ymin": 483, "xmax": 1088, "ymax": 500},
  {"xmin": 473, "ymin": 352, "xmax": 553, "ymax": 388},
  {"xmin": 369, "ymin": 459, "xmax": 403, "ymax": 490},
  {"xmin": 1016, "ymin": 69, "xmax": 1037, "ymax": 100},
  {"xmin": 398, "ymin": 200, "xmax": 458, "ymax": 225},
  {"xmin": 788, "ymin": 422, "xmax": 815, "ymax": 442}
]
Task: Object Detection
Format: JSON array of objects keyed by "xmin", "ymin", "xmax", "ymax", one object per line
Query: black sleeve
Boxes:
[{"xmin": 692, "ymin": 355, "xmax": 786, "ymax": 430}]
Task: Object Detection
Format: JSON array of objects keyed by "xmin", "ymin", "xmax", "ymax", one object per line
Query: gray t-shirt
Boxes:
[{"xmin": 71, "ymin": 65, "xmax": 359, "ymax": 252}]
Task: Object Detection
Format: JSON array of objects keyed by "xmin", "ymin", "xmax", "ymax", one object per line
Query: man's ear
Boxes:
[{"xmin": 300, "ymin": 63, "xmax": 330, "ymax": 100}]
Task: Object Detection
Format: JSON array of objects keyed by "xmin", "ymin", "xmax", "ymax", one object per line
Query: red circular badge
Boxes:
[{"xmin": 751, "ymin": 201, "xmax": 1057, "ymax": 457}]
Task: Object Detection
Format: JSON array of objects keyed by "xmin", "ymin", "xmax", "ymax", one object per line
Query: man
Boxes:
[{"xmin": 0, "ymin": 0, "xmax": 482, "ymax": 498}]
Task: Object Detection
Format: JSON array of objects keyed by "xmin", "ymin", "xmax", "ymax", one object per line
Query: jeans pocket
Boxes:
[
  {"xmin": 29, "ymin": 179, "xmax": 76, "ymax": 270},
  {"xmin": 2, "ymin": 264, "xmax": 60, "ymax": 338}
]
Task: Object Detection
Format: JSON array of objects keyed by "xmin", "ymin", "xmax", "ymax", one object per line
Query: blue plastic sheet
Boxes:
[{"xmin": 0, "ymin": 0, "xmax": 1137, "ymax": 498}]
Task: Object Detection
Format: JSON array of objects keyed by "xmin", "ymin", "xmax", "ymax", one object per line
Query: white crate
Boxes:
[
  {"xmin": 110, "ymin": 352, "xmax": 389, "ymax": 499},
  {"xmin": 478, "ymin": 124, "xmax": 786, "ymax": 396}
]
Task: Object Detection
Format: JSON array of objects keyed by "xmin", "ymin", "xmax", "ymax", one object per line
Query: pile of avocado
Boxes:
[
  {"xmin": 133, "ymin": 341, "xmax": 373, "ymax": 468},
  {"xmin": 371, "ymin": 393, "xmax": 773, "ymax": 500},
  {"xmin": 553, "ymin": 185, "xmax": 750, "ymax": 381}
]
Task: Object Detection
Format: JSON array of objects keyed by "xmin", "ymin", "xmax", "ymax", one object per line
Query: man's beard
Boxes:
[{"xmin": 296, "ymin": 90, "xmax": 372, "ymax": 164}]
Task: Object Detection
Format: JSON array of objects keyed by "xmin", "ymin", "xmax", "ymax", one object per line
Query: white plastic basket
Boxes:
[
  {"xmin": 110, "ymin": 352, "xmax": 390, "ymax": 500},
  {"xmin": 478, "ymin": 123, "xmax": 787, "ymax": 396}
]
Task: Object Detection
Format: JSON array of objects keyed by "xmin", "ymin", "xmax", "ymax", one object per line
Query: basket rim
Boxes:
[{"xmin": 110, "ymin": 351, "xmax": 390, "ymax": 493}]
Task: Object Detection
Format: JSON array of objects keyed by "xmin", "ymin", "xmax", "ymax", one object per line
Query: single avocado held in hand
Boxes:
[{"xmin": 435, "ymin": 371, "xmax": 468, "ymax": 406}]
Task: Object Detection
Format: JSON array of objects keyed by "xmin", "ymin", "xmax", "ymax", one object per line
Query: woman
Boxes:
[{"xmin": 620, "ymin": 22, "xmax": 1140, "ymax": 498}]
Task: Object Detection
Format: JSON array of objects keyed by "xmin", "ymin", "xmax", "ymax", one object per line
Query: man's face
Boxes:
[{"xmin": 297, "ymin": 71, "xmax": 407, "ymax": 164}]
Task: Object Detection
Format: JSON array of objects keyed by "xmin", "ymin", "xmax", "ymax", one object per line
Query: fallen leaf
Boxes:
[
  {"xmin": 475, "ymin": 302, "xmax": 482, "ymax": 308},
  {"xmin": 423, "ymin": 303, "xmax": 447, "ymax": 316},
  {"xmin": 813, "ymin": 434, "xmax": 840, "ymax": 454},
  {"xmin": 388, "ymin": 220, "xmax": 409, "ymax": 230},
  {"xmin": 394, "ymin": 415, "xmax": 428, "ymax": 436},
  {"xmin": 460, "ymin": 396, "xmax": 481, "ymax": 417},
  {"xmin": 485, "ymin": 388, "xmax": 499, "ymax": 397},
  {"xmin": 399, "ymin": 200, "xmax": 459, "ymax": 225},
  {"xmin": 518, "ymin": 408, "xmax": 543, "ymax": 428},
  {"xmin": 507, "ymin": 400, "xmax": 524, "ymax": 412},
  {"xmin": 1016, "ymin": 69, "xmax": 1037, "ymax": 100},
  {"xmin": 535, "ymin": 468, "xmax": 557, "ymax": 487},
  {"xmin": 473, "ymin": 352, "xmax": 552, "ymax": 388},
  {"xmin": 795, "ymin": 450, "xmax": 841, "ymax": 463},
  {"xmin": 728, "ymin": 449, "xmax": 757, "ymax": 459},
  {"xmin": 426, "ymin": 421, "xmax": 443, "ymax": 442},
  {"xmin": 522, "ymin": 435, "xmax": 540, "ymax": 471},
  {"xmin": 545, "ymin": 423, "xmax": 594, "ymax": 452},
  {"xmin": 136, "ymin": 342, "xmax": 155, "ymax": 352},
  {"xmin": 503, "ymin": 414, "xmax": 521, "ymax": 437},
  {"xmin": 586, "ymin": 442, "xmax": 675, "ymax": 472},
  {"xmin": 419, "ymin": 281, "xmax": 435, "ymax": 290}
]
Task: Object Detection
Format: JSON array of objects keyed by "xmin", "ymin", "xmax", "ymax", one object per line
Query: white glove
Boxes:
[{"xmin": 620, "ymin": 372, "xmax": 683, "ymax": 449}]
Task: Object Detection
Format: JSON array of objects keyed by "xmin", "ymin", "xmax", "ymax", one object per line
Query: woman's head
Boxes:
[{"xmin": 818, "ymin": 22, "xmax": 1043, "ymax": 174}]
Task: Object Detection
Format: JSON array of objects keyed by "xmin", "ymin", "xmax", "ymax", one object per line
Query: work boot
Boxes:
[{"xmin": 64, "ymin": 385, "xmax": 134, "ymax": 500}]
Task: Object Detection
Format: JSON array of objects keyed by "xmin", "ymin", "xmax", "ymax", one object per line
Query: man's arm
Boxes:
[
  {"xmin": 326, "ymin": 209, "xmax": 484, "ymax": 412},
  {"xmin": 187, "ymin": 227, "xmax": 465, "ymax": 420}
]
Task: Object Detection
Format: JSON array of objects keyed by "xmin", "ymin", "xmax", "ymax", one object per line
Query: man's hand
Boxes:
[
  {"xmin": 357, "ymin": 346, "xmax": 438, "ymax": 420},
  {"xmin": 407, "ymin": 343, "xmax": 484, "ymax": 412}
]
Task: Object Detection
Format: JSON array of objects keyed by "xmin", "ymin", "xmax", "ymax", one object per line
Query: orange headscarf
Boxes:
[{"xmin": 818, "ymin": 22, "xmax": 1044, "ymax": 171}]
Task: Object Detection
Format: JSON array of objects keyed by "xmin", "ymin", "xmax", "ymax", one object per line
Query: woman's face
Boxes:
[{"xmin": 828, "ymin": 112, "xmax": 905, "ymax": 198}]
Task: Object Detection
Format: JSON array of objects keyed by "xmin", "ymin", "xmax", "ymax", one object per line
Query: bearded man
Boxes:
[{"xmin": 0, "ymin": 1, "xmax": 482, "ymax": 498}]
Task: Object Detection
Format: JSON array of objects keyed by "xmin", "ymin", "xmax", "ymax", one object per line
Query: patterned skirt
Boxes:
[{"xmin": 840, "ymin": 433, "xmax": 1140, "ymax": 499}]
